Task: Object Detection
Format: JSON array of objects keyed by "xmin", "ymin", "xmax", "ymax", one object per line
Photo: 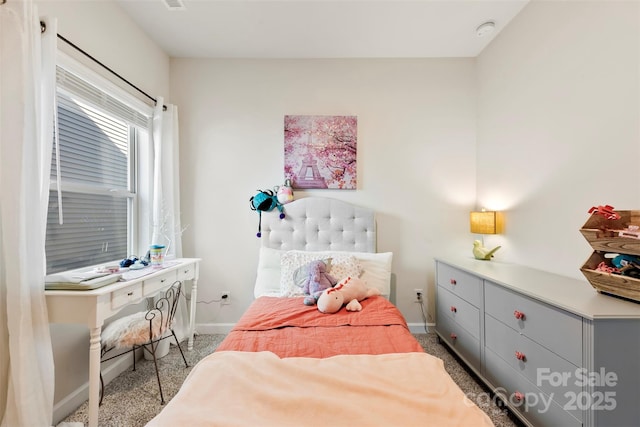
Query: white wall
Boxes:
[
  {"xmin": 171, "ymin": 58, "xmax": 477, "ymax": 330},
  {"xmin": 35, "ymin": 0, "xmax": 170, "ymax": 422},
  {"xmin": 476, "ymin": 0, "xmax": 640, "ymax": 279}
]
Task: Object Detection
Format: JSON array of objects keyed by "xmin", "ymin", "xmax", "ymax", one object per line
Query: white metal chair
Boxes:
[{"xmin": 99, "ymin": 280, "xmax": 188, "ymax": 405}]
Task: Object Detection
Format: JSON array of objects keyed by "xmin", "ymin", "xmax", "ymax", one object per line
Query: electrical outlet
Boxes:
[
  {"xmin": 221, "ymin": 291, "xmax": 231, "ymax": 305},
  {"xmin": 414, "ymin": 289, "xmax": 423, "ymax": 303}
]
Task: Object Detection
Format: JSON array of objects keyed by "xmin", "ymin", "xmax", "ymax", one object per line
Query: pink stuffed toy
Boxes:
[{"xmin": 317, "ymin": 276, "xmax": 381, "ymax": 314}]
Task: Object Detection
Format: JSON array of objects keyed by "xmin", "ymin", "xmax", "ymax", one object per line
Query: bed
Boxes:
[{"xmin": 146, "ymin": 197, "xmax": 493, "ymax": 426}]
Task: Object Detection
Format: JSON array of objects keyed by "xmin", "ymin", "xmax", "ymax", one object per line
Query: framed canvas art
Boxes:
[{"xmin": 284, "ymin": 115, "xmax": 357, "ymax": 190}]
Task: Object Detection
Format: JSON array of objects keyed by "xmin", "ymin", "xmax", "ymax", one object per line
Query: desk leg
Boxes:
[
  {"xmin": 188, "ymin": 277, "xmax": 198, "ymax": 351},
  {"xmin": 88, "ymin": 326, "xmax": 101, "ymax": 427}
]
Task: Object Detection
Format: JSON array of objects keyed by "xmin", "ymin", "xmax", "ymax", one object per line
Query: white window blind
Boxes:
[
  {"xmin": 46, "ymin": 192, "xmax": 129, "ymax": 271},
  {"xmin": 56, "ymin": 66, "xmax": 150, "ymax": 129},
  {"xmin": 46, "ymin": 65, "xmax": 151, "ymax": 274},
  {"xmin": 53, "ymin": 94, "xmax": 129, "ymax": 188}
]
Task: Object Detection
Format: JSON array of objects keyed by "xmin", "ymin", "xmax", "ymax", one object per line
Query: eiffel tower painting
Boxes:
[
  {"xmin": 284, "ymin": 115, "xmax": 357, "ymax": 190},
  {"xmin": 295, "ymin": 154, "xmax": 328, "ymax": 189}
]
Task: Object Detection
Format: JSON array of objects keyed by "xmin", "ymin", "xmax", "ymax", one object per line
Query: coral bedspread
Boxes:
[
  {"xmin": 146, "ymin": 296, "xmax": 494, "ymax": 426},
  {"xmin": 215, "ymin": 296, "xmax": 424, "ymax": 357}
]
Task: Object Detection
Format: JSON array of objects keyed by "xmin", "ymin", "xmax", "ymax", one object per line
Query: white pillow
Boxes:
[
  {"xmin": 254, "ymin": 247, "xmax": 284, "ymax": 298},
  {"xmin": 279, "ymin": 251, "xmax": 362, "ymax": 297},
  {"xmin": 355, "ymin": 252, "xmax": 393, "ymax": 297},
  {"xmin": 254, "ymin": 248, "xmax": 393, "ymax": 298}
]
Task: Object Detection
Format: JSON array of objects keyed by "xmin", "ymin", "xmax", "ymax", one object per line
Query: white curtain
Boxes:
[
  {"xmin": 0, "ymin": 1, "xmax": 56, "ymax": 425},
  {"xmin": 151, "ymin": 97, "xmax": 188, "ymax": 341}
]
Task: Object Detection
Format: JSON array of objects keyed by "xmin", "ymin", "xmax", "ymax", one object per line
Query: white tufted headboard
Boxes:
[{"xmin": 260, "ymin": 197, "xmax": 376, "ymax": 253}]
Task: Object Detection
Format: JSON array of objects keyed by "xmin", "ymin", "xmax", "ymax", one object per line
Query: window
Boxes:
[{"xmin": 46, "ymin": 62, "xmax": 152, "ymax": 274}]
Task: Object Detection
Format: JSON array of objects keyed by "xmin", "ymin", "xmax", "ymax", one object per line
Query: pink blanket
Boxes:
[{"xmin": 146, "ymin": 351, "xmax": 494, "ymax": 427}]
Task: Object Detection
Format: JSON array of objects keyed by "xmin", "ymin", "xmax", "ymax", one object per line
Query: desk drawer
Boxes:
[
  {"xmin": 485, "ymin": 348, "xmax": 581, "ymax": 427},
  {"xmin": 112, "ymin": 285, "xmax": 142, "ymax": 310},
  {"xmin": 143, "ymin": 272, "xmax": 177, "ymax": 297},
  {"xmin": 485, "ymin": 314, "xmax": 582, "ymax": 420},
  {"xmin": 436, "ymin": 262, "xmax": 482, "ymax": 306},
  {"xmin": 177, "ymin": 263, "xmax": 196, "ymax": 281},
  {"xmin": 436, "ymin": 312, "xmax": 480, "ymax": 371},
  {"xmin": 437, "ymin": 286, "xmax": 480, "ymax": 340},
  {"xmin": 484, "ymin": 281, "xmax": 582, "ymax": 366}
]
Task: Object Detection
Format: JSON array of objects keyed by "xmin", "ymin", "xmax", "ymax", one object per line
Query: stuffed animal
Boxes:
[
  {"xmin": 317, "ymin": 276, "xmax": 381, "ymax": 314},
  {"xmin": 250, "ymin": 189, "xmax": 285, "ymax": 238},
  {"xmin": 276, "ymin": 179, "xmax": 294, "ymax": 205},
  {"xmin": 294, "ymin": 260, "xmax": 337, "ymax": 305}
]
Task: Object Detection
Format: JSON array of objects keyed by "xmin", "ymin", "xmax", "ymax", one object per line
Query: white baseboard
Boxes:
[
  {"xmin": 194, "ymin": 323, "xmax": 235, "ymax": 335},
  {"xmin": 52, "ymin": 352, "xmax": 138, "ymax": 425},
  {"xmin": 407, "ymin": 322, "xmax": 435, "ymax": 334}
]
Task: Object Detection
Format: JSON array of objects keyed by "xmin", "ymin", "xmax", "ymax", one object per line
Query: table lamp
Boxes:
[{"xmin": 470, "ymin": 210, "xmax": 503, "ymax": 260}]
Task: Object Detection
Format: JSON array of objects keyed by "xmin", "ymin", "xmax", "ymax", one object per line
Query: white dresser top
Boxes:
[{"xmin": 435, "ymin": 256, "xmax": 640, "ymax": 320}]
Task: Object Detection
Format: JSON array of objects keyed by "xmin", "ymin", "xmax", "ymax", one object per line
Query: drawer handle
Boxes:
[
  {"xmin": 450, "ymin": 279, "xmax": 457, "ymax": 285},
  {"xmin": 127, "ymin": 291, "xmax": 133, "ymax": 296},
  {"xmin": 514, "ymin": 310, "xmax": 525, "ymax": 320},
  {"xmin": 450, "ymin": 306, "xmax": 457, "ymax": 313},
  {"xmin": 450, "ymin": 333, "xmax": 457, "ymax": 340},
  {"xmin": 515, "ymin": 351, "xmax": 526, "ymax": 361},
  {"xmin": 514, "ymin": 391, "xmax": 525, "ymax": 402}
]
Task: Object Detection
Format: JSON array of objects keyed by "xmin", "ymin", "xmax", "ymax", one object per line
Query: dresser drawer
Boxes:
[
  {"xmin": 485, "ymin": 314, "xmax": 582, "ymax": 421},
  {"xmin": 177, "ymin": 263, "xmax": 196, "ymax": 281},
  {"xmin": 143, "ymin": 271, "xmax": 177, "ymax": 297},
  {"xmin": 437, "ymin": 286, "xmax": 480, "ymax": 339},
  {"xmin": 436, "ymin": 262, "xmax": 482, "ymax": 307},
  {"xmin": 484, "ymin": 281, "xmax": 582, "ymax": 366},
  {"xmin": 111, "ymin": 285, "xmax": 142, "ymax": 310},
  {"xmin": 436, "ymin": 313, "xmax": 480, "ymax": 371},
  {"xmin": 485, "ymin": 348, "xmax": 582, "ymax": 427}
]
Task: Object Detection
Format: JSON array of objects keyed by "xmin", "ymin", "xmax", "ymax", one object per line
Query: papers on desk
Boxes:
[
  {"xmin": 44, "ymin": 260, "xmax": 182, "ymax": 290},
  {"xmin": 119, "ymin": 260, "xmax": 180, "ymax": 281},
  {"xmin": 120, "ymin": 266, "xmax": 154, "ymax": 281},
  {"xmin": 45, "ymin": 271, "xmax": 122, "ymax": 291}
]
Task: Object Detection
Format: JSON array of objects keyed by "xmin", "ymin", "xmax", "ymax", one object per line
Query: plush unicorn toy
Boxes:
[{"xmin": 317, "ymin": 276, "xmax": 381, "ymax": 314}]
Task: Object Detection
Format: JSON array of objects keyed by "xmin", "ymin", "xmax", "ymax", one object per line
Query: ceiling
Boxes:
[{"xmin": 115, "ymin": 0, "xmax": 529, "ymax": 59}]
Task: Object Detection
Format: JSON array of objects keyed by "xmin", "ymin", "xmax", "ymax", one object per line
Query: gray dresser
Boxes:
[{"xmin": 435, "ymin": 256, "xmax": 640, "ymax": 427}]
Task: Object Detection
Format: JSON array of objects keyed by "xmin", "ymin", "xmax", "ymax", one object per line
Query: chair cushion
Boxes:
[{"xmin": 102, "ymin": 311, "xmax": 167, "ymax": 350}]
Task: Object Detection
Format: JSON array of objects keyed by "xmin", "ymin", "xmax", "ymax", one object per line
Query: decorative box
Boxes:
[{"xmin": 580, "ymin": 210, "xmax": 640, "ymax": 302}]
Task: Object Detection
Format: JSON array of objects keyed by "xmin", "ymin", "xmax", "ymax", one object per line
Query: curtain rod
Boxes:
[{"xmin": 40, "ymin": 21, "xmax": 167, "ymax": 111}]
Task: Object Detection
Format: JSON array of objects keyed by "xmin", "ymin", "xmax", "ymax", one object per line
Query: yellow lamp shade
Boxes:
[{"xmin": 470, "ymin": 211, "xmax": 503, "ymax": 234}]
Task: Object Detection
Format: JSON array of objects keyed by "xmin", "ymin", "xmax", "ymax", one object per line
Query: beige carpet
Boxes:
[{"xmin": 61, "ymin": 332, "xmax": 523, "ymax": 427}]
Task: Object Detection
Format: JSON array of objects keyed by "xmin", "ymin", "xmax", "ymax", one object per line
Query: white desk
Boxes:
[{"xmin": 45, "ymin": 257, "xmax": 200, "ymax": 427}]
